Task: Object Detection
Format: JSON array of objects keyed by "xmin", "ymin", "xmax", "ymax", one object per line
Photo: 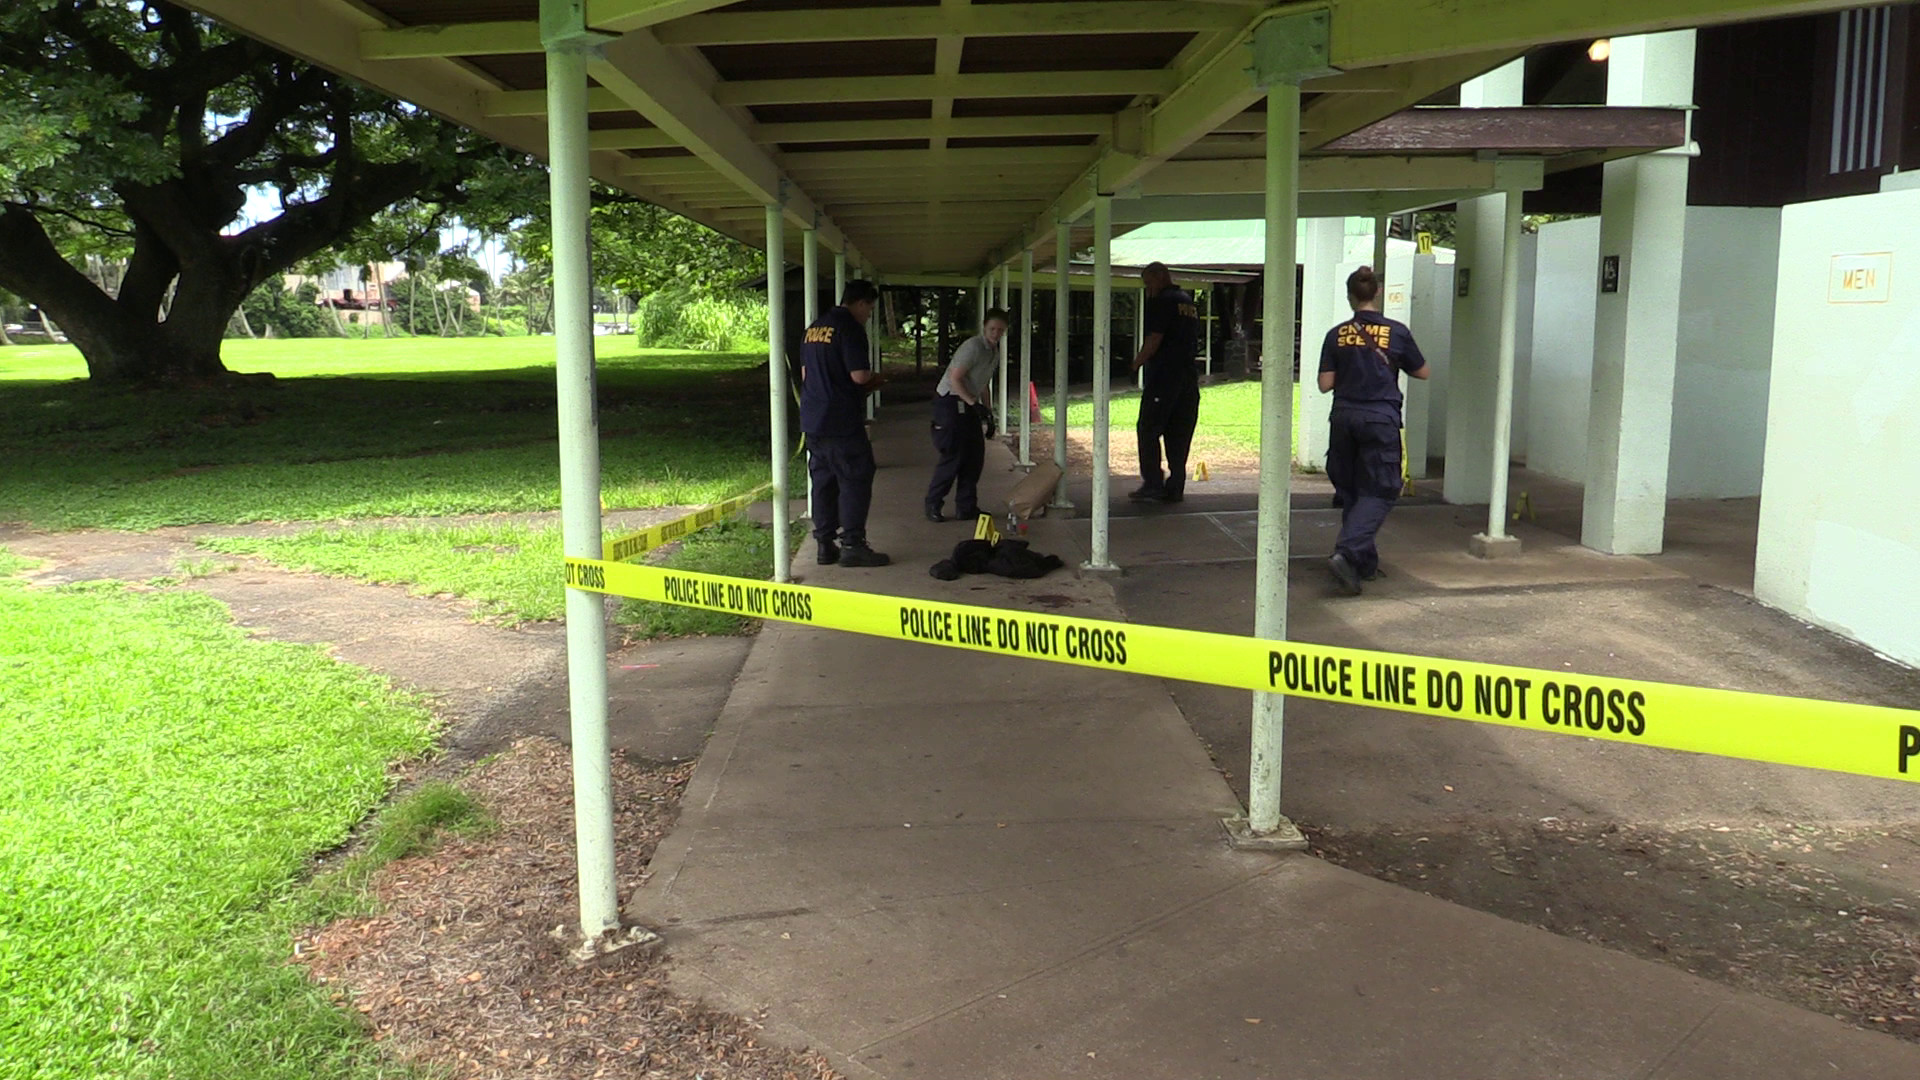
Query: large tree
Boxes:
[{"xmin": 0, "ymin": 1, "xmax": 533, "ymax": 382}]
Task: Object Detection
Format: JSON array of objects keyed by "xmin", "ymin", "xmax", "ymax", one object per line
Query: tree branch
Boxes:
[
  {"xmin": 9, "ymin": 200, "xmax": 136, "ymax": 239},
  {"xmin": 0, "ymin": 203, "xmax": 123, "ymax": 330}
]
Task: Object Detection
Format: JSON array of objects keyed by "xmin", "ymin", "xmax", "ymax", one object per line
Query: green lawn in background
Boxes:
[
  {"xmin": 1041, "ymin": 380, "xmax": 1299, "ymax": 456},
  {"xmin": 0, "ymin": 556, "xmax": 435, "ymax": 1080},
  {"xmin": 0, "ymin": 337, "xmax": 771, "ymax": 530}
]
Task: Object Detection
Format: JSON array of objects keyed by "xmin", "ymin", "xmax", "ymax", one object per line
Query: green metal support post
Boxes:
[
  {"xmin": 543, "ymin": 0, "xmax": 618, "ymax": 941},
  {"xmin": 802, "ymin": 228, "xmax": 818, "ymax": 522},
  {"xmin": 998, "ymin": 262, "xmax": 1012, "ymax": 436},
  {"xmin": 1051, "ymin": 226, "xmax": 1074, "ymax": 509},
  {"xmin": 766, "ymin": 204, "xmax": 791, "ymax": 583},
  {"xmin": 1238, "ymin": 10, "xmax": 1327, "ymax": 848},
  {"xmin": 1019, "ymin": 248, "xmax": 1034, "ymax": 465},
  {"xmin": 1085, "ymin": 194, "xmax": 1116, "ymax": 571}
]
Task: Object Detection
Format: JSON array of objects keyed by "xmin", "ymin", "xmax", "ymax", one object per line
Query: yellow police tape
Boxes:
[
  {"xmin": 603, "ymin": 483, "xmax": 773, "ymax": 564},
  {"xmin": 563, "ymin": 558, "xmax": 1920, "ymax": 784}
]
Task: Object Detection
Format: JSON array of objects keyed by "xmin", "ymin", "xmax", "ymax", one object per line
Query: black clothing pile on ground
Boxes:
[{"xmin": 930, "ymin": 538, "xmax": 1064, "ymax": 581}]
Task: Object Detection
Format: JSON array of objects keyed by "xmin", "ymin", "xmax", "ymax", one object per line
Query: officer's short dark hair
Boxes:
[
  {"xmin": 983, "ymin": 307, "xmax": 1010, "ymax": 326},
  {"xmin": 1347, "ymin": 266, "xmax": 1381, "ymax": 304},
  {"xmin": 1143, "ymin": 261, "xmax": 1171, "ymax": 281},
  {"xmin": 841, "ymin": 279, "xmax": 880, "ymax": 306}
]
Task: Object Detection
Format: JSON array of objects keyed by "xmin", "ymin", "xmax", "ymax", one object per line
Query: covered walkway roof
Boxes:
[{"xmin": 178, "ymin": 0, "xmax": 1825, "ymax": 278}]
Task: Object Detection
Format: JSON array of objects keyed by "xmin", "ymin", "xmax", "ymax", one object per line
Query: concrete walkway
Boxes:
[{"xmin": 628, "ymin": 409, "xmax": 1920, "ymax": 1079}]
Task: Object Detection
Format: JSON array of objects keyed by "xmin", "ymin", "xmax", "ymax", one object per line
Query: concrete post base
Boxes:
[
  {"xmin": 1469, "ymin": 532, "xmax": 1524, "ymax": 559},
  {"xmin": 1222, "ymin": 815, "xmax": 1309, "ymax": 852},
  {"xmin": 1080, "ymin": 561, "xmax": 1124, "ymax": 576}
]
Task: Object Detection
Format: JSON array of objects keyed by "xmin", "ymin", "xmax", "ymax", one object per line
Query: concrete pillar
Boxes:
[
  {"xmin": 1470, "ymin": 188, "xmax": 1527, "ymax": 558},
  {"xmin": 1294, "ymin": 217, "xmax": 1344, "ymax": 470},
  {"xmin": 1405, "ymin": 254, "xmax": 1455, "ymax": 479},
  {"xmin": 1443, "ymin": 60, "xmax": 1525, "ymax": 506},
  {"xmin": 542, "ymin": 4, "xmax": 617, "ymax": 943},
  {"xmin": 1583, "ymin": 31, "xmax": 1697, "ymax": 554}
]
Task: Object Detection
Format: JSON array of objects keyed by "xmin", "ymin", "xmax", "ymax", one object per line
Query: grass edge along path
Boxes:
[
  {"xmin": 0, "ymin": 549, "xmax": 440, "ymax": 1080},
  {"xmin": 199, "ymin": 514, "xmax": 801, "ymax": 635}
]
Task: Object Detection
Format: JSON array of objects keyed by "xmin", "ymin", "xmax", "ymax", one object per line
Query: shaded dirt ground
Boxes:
[
  {"xmin": 300, "ymin": 739, "xmax": 840, "ymax": 1080},
  {"xmin": 1309, "ymin": 820, "xmax": 1920, "ymax": 1041},
  {"xmin": 1105, "ymin": 467, "xmax": 1920, "ymax": 1044}
]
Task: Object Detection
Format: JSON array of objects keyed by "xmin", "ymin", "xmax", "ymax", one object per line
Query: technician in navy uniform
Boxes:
[
  {"xmin": 799, "ymin": 279, "xmax": 890, "ymax": 567},
  {"xmin": 1128, "ymin": 261, "xmax": 1202, "ymax": 504},
  {"xmin": 1318, "ymin": 266, "xmax": 1429, "ymax": 596}
]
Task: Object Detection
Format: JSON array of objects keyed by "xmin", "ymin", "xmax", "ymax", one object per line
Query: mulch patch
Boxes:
[{"xmin": 298, "ymin": 738, "xmax": 841, "ymax": 1080}]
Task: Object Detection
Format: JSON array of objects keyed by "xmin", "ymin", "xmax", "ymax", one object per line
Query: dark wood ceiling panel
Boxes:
[
  {"xmin": 588, "ymin": 111, "xmax": 655, "ymax": 130},
  {"xmin": 960, "ymin": 32, "xmax": 1193, "ymax": 74},
  {"xmin": 463, "ymin": 53, "xmax": 545, "ymax": 89},
  {"xmin": 947, "ymin": 134, "xmax": 1098, "ymax": 148},
  {"xmin": 779, "ymin": 139, "xmax": 932, "ymax": 153},
  {"xmin": 750, "ymin": 101, "xmax": 934, "ymax": 124},
  {"xmin": 364, "ymin": 1, "xmax": 536, "ymax": 24},
  {"xmin": 702, "ymin": 39, "xmax": 937, "ymax": 80},
  {"xmin": 726, "ymin": 0, "xmax": 936, "ymax": 10},
  {"xmin": 951, "ymin": 95, "xmax": 1133, "ymax": 117}
]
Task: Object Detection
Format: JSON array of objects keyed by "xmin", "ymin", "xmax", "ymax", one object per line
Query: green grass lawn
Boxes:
[
  {"xmin": 0, "ymin": 554, "xmax": 437, "ymax": 1080},
  {"xmin": 1041, "ymin": 380, "xmax": 1300, "ymax": 457},
  {"xmin": 0, "ymin": 337, "xmax": 772, "ymax": 530},
  {"xmin": 201, "ymin": 514, "xmax": 801, "ymax": 634}
]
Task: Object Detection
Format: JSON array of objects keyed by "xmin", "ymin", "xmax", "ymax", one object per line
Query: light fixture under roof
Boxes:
[{"xmin": 1588, "ymin": 38, "xmax": 1612, "ymax": 62}]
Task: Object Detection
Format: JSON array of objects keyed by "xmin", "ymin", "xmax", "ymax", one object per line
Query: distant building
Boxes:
[{"xmin": 285, "ymin": 262, "xmax": 405, "ymax": 327}]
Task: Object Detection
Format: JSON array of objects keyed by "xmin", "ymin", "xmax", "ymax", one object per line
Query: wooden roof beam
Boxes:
[
  {"xmin": 711, "ymin": 70, "xmax": 1178, "ymax": 107},
  {"xmin": 1138, "ymin": 155, "xmax": 1546, "ymax": 195},
  {"xmin": 754, "ymin": 114, "xmax": 1112, "ymax": 145},
  {"xmin": 653, "ymin": 2, "xmax": 1247, "ymax": 46},
  {"xmin": 1317, "ymin": 105, "xmax": 1688, "ymax": 154}
]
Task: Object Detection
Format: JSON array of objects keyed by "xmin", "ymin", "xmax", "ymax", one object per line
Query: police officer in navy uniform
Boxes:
[
  {"xmin": 1128, "ymin": 261, "xmax": 1202, "ymax": 504},
  {"xmin": 1319, "ymin": 266, "xmax": 1429, "ymax": 595},
  {"xmin": 800, "ymin": 279, "xmax": 890, "ymax": 567}
]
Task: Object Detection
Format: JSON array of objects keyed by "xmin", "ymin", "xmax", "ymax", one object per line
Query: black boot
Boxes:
[{"xmin": 838, "ymin": 544, "xmax": 891, "ymax": 568}]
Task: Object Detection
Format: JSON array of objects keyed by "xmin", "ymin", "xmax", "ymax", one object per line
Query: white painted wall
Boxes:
[
  {"xmin": 1526, "ymin": 217, "xmax": 1602, "ymax": 482},
  {"xmin": 1668, "ymin": 207, "xmax": 1782, "ymax": 498},
  {"xmin": 1755, "ymin": 187, "xmax": 1920, "ymax": 667},
  {"xmin": 1525, "ymin": 211, "xmax": 1781, "ymax": 497},
  {"xmin": 1295, "ymin": 217, "xmax": 1348, "ymax": 468}
]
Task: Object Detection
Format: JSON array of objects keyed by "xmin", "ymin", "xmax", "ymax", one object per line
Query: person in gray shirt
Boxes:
[{"xmin": 925, "ymin": 307, "xmax": 1007, "ymax": 522}]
